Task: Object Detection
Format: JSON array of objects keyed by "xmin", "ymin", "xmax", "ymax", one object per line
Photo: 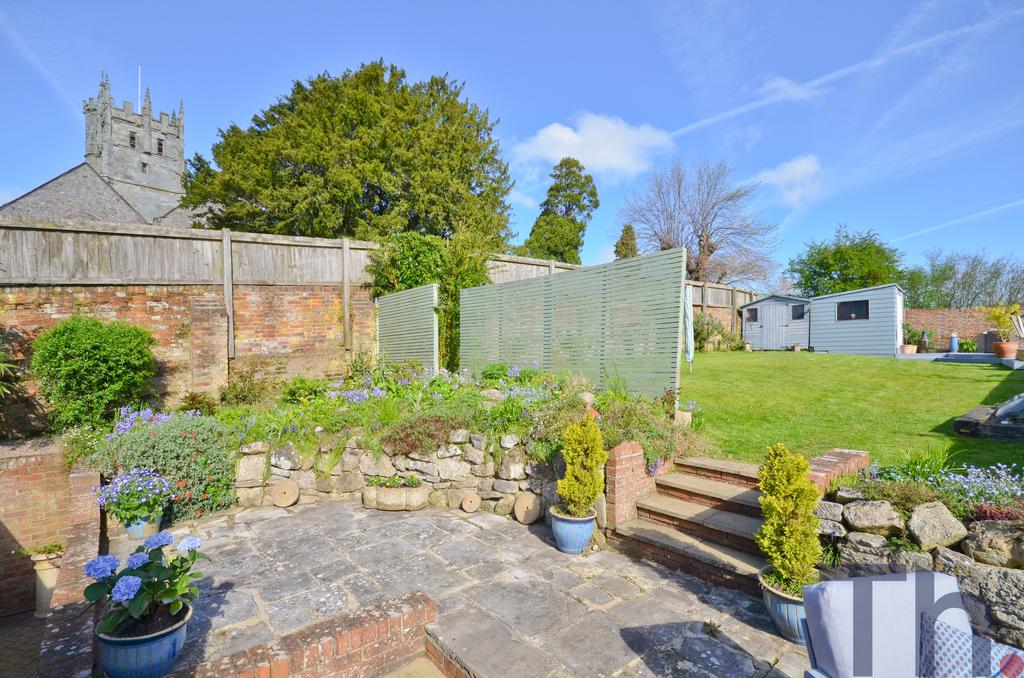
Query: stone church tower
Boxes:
[
  {"xmin": 0, "ymin": 75, "xmax": 197, "ymax": 228},
  {"xmin": 83, "ymin": 74, "xmax": 185, "ymax": 221}
]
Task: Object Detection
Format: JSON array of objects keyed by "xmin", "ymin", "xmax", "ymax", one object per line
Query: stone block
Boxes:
[
  {"xmin": 376, "ymin": 487, "xmax": 407, "ymax": 511},
  {"xmin": 332, "ymin": 450, "xmax": 360, "ymax": 474},
  {"xmin": 495, "ymin": 494, "xmax": 515, "ymax": 516},
  {"xmin": 908, "ymin": 502, "xmax": 968, "ymax": 551},
  {"xmin": 237, "ymin": 487, "xmax": 263, "ymax": 507},
  {"xmin": 454, "ymin": 479, "xmax": 478, "ymax": 489},
  {"xmin": 359, "ymin": 452, "xmax": 397, "ymax": 477},
  {"xmin": 469, "ymin": 433, "xmax": 487, "ymax": 450},
  {"xmin": 429, "ymin": 490, "xmax": 447, "ymax": 507},
  {"xmin": 449, "ymin": 429, "xmax": 470, "ymax": 444},
  {"xmin": 464, "ymin": 446, "xmax": 486, "ymax": 465},
  {"xmin": 595, "ymin": 494, "xmax": 607, "ymax": 530},
  {"xmin": 236, "ymin": 455, "xmax": 265, "ymax": 488},
  {"xmin": 525, "ymin": 461, "xmax": 553, "ymax": 480},
  {"xmin": 471, "ymin": 462, "xmax": 496, "ymax": 477},
  {"xmin": 500, "ymin": 434, "xmax": 520, "ymax": 449},
  {"xmin": 406, "ymin": 486, "xmax": 430, "ymax": 511},
  {"xmin": 293, "ymin": 470, "xmax": 316, "ymax": 491},
  {"xmin": 961, "ymin": 521, "xmax": 1024, "ymax": 568},
  {"xmin": 819, "ymin": 520, "xmax": 847, "ymax": 538},
  {"xmin": 673, "ymin": 410, "xmax": 692, "ymax": 427},
  {"xmin": 834, "ymin": 487, "xmax": 864, "ymax": 504},
  {"xmin": 270, "ymin": 468, "xmax": 291, "ymax": 479},
  {"xmin": 815, "ymin": 500, "xmax": 845, "ymax": 523},
  {"xmin": 362, "ymin": 486, "xmax": 377, "ymax": 509},
  {"xmin": 314, "ymin": 477, "xmax": 333, "ymax": 494},
  {"xmin": 847, "ymin": 532, "xmax": 886, "ymax": 549},
  {"xmin": 843, "ymin": 500, "xmax": 904, "ymax": 536},
  {"xmin": 332, "ymin": 471, "xmax": 364, "ymax": 493},
  {"xmin": 437, "ymin": 458, "xmax": 471, "ymax": 481},
  {"xmin": 446, "ymin": 489, "xmax": 466, "ymax": 509},
  {"xmin": 270, "ymin": 444, "xmax": 300, "ymax": 471},
  {"xmin": 477, "ymin": 478, "xmax": 494, "ymax": 492},
  {"xmin": 498, "ymin": 448, "xmax": 526, "ymax": 480},
  {"xmin": 405, "ymin": 459, "xmax": 440, "ymax": 476},
  {"xmin": 493, "ymin": 479, "xmax": 520, "ymax": 494},
  {"xmin": 437, "ymin": 444, "xmax": 462, "ymax": 459},
  {"xmin": 240, "ymin": 441, "xmax": 270, "ymax": 456}
]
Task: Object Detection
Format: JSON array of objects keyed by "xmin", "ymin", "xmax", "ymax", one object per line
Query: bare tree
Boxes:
[{"xmin": 620, "ymin": 158, "xmax": 777, "ymax": 282}]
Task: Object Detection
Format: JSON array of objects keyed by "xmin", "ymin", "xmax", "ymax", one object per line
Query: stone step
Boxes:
[
  {"xmin": 611, "ymin": 519, "xmax": 766, "ymax": 595},
  {"xmin": 675, "ymin": 456, "xmax": 760, "ymax": 489},
  {"xmin": 655, "ymin": 473, "xmax": 763, "ymax": 517},
  {"xmin": 636, "ymin": 494, "xmax": 763, "ymax": 554}
]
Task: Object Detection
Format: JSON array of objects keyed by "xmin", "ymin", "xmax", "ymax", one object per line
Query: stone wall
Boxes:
[
  {"xmin": 235, "ymin": 429, "xmax": 555, "ymax": 524},
  {"xmin": 0, "ymin": 438, "xmax": 70, "ymax": 616},
  {"xmin": 818, "ymin": 489, "xmax": 1024, "ymax": 646}
]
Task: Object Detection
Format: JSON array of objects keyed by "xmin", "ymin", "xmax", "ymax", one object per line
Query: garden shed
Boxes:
[
  {"xmin": 740, "ymin": 295, "xmax": 810, "ymax": 350},
  {"xmin": 808, "ymin": 283, "xmax": 905, "ymax": 357}
]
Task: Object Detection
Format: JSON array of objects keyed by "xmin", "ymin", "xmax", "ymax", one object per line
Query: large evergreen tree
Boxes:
[
  {"xmin": 787, "ymin": 226, "xmax": 903, "ymax": 297},
  {"xmin": 182, "ymin": 62, "xmax": 513, "ymax": 249},
  {"xmin": 614, "ymin": 224, "xmax": 638, "ymax": 259},
  {"xmin": 520, "ymin": 157, "xmax": 599, "ymax": 264}
]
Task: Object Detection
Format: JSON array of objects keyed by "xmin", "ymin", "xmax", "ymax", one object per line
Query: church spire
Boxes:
[{"xmin": 143, "ymin": 87, "xmax": 152, "ymax": 115}]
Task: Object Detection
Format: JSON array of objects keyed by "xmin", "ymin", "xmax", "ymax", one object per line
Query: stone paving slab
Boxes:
[
  {"xmin": 109, "ymin": 501, "xmax": 809, "ymax": 677},
  {"xmin": 0, "ymin": 611, "xmax": 44, "ymax": 677}
]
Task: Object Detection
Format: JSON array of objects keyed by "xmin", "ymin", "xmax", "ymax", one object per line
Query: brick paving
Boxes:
[
  {"xmin": 110, "ymin": 502, "xmax": 810, "ymax": 677},
  {"xmin": 0, "ymin": 611, "xmax": 45, "ymax": 677}
]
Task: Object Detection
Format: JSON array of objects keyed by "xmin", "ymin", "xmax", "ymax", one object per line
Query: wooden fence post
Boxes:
[{"xmin": 221, "ymin": 229, "xmax": 235, "ymax": 359}]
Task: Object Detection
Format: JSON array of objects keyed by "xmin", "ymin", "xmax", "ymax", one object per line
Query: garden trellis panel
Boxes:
[
  {"xmin": 461, "ymin": 248, "xmax": 687, "ymax": 397},
  {"xmin": 376, "ymin": 284, "xmax": 439, "ymax": 372}
]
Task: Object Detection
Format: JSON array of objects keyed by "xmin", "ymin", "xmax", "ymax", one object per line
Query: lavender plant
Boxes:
[{"xmin": 83, "ymin": 531, "xmax": 207, "ymax": 636}]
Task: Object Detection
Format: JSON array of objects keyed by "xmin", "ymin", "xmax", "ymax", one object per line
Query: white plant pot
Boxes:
[{"xmin": 31, "ymin": 553, "xmax": 61, "ymax": 618}]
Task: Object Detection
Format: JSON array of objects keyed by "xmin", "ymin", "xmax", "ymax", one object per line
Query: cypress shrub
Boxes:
[
  {"xmin": 755, "ymin": 443, "xmax": 822, "ymax": 595},
  {"xmin": 556, "ymin": 416, "xmax": 607, "ymax": 517}
]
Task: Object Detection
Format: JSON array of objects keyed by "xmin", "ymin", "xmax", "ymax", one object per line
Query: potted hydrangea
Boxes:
[
  {"xmin": 84, "ymin": 531, "xmax": 207, "ymax": 678},
  {"xmin": 550, "ymin": 415, "xmax": 607, "ymax": 554},
  {"xmin": 95, "ymin": 469, "xmax": 172, "ymax": 540}
]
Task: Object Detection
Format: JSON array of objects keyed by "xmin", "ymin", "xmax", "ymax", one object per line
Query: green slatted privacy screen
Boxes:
[
  {"xmin": 376, "ymin": 284, "xmax": 439, "ymax": 372},
  {"xmin": 460, "ymin": 248, "xmax": 687, "ymax": 397}
]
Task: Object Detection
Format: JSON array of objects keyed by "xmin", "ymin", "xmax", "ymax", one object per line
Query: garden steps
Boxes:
[
  {"xmin": 674, "ymin": 456, "xmax": 760, "ymax": 489},
  {"xmin": 655, "ymin": 473, "xmax": 762, "ymax": 517},
  {"xmin": 610, "ymin": 520, "xmax": 765, "ymax": 596},
  {"xmin": 636, "ymin": 494, "xmax": 762, "ymax": 553}
]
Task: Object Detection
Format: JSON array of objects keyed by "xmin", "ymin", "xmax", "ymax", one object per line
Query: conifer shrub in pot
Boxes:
[
  {"xmin": 550, "ymin": 415, "xmax": 607, "ymax": 554},
  {"xmin": 85, "ymin": 532, "xmax": 207, "ymax": 678},
  {"xmin": 754, "ymin": 443, "xmax": 822, "ymax": 645}
]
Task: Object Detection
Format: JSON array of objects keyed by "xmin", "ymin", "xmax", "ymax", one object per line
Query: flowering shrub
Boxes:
[
  {"xmin": 972, "ymin": 502, "xmax": 1024, "ymax": 522},
  {"xmin": 83, "ymin": 531, "xmax": 207, "ymax": 636},
  {"xmin": 94, "ymin": 469, "xmax": 171, "ymax": 526},
  {"xmin": 108, "ymin": 406, "xmax": 200, "ymax": 440},
  {"xmin": 110, "ymin": 413, "xmax": 234, "ymax": 521},
  {"xmin": 941, "ymin": 464, "xmax": 1024, "ymax": 507},
  {"xmin": 683, "ymin": 399, "xmax": 705, "ymax": 431}
]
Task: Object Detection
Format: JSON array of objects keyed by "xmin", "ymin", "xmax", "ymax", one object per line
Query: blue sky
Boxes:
[{"xmin": 2, "ymin": 1, "xmax": 1022, "ymax": 274}]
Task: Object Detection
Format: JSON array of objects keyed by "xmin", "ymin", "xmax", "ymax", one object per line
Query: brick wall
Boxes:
[
  {"xmin": 0, "ymin": 438, "xmax": 70, "ymax": 616},
  {"xmin": 185, "ymin": 590, "xmax": 437, "ymax": 678},
  {"xmin": 1, "ymin": 283, "xmax": 376, "ymax": 433},
  {"xmin": 904, "ymin": 307, "xmax": 999, "ymax": 349},
  {"xmin": 807, "ymin": 449, "xmax": 870, "ymax": 492},
  {"xmin": 605, "ymin": 441, "xmax": 662, "ymax": 530}
]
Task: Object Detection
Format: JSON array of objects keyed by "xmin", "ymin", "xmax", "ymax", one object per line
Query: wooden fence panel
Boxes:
[{"xmin": 376, "ymin": 284, "xmax": 439, "ymax": 372}]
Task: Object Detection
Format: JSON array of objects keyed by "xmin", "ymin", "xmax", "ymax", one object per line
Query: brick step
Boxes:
[
  {"xmin": 611, "ymin": 519, "xmax": 766, "ymax": 596},
  {"xmin": 675, "ymin": 456, "xmax": 760, "ymax": 489},
  {"xmin": 655, "ymin": 473, "xmax": 763, "ymax": 517},
  {"xmin": 636, "ymin": 494, "xmax": 763, "ymax": 554}
]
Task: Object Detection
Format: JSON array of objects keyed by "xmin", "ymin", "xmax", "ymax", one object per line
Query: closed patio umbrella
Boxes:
[{"xmin": 683, "ymin": 283, "xmax": 694, "ymax": 373}]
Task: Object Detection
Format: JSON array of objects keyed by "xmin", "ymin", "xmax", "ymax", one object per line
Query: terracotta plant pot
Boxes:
[
  {"xmin": 30, "ymin": 553, "xmax": 61, "ymax": 619},
  {"xmin": 994, "ymin": 341, "xmax": 1020, "ymax": 359},
  {"xmin": 900, "ymin": 344, "xmax": 918, "ymax": 355}
]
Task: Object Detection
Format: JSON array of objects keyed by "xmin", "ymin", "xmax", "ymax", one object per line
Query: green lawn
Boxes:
[{"xmin": 677, "ymin": 352, "xmax": 1024, "ymax": 468}]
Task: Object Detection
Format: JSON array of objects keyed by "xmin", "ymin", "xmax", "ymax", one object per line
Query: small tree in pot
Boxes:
[
  {"xmin": 755, "ymin": 443, "xmax": 822, "ymax": 645},
  {"xmin": 901, "ymin": 324, "xmax": 921, "ymax": 354},
  {"xmin": 550, "ymin": 415, "xmax": 607, "ymax": 553},
  {"xmin": 986, "ymin": 304, "xmax": 1022, "ymax": 359}
]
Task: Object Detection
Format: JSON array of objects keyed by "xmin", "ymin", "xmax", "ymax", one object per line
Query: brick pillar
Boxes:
[
  {"xmin": 605, "ymin": 441, "xmax": 658, "ymax": 531},
  {"xmin": 807, "ymin": 449, "xmax": 870, "ymax": 493},
  {"xmin": 187, "ymin": 294, "xmax": 229, "ymax": 396}
]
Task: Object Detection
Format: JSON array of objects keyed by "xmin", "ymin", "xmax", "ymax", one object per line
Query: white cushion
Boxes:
[{"xmin": 802, "ymin": 572, "xmax": 971, "ymax": 678}]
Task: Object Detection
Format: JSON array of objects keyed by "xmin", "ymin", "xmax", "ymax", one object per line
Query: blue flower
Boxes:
[
  {"xmin": 110, "ymin": 575, "xmax": 142, "ymax": 603},
  {"xmin": 83, "ymin": 555, "xmax": 120, "ymax": 580},
  {"xmin": 176, "ymin": 535, "xmax": 202, "ymax": 553},
  {"xmin": 126, "ymin": 552, "xmax": 149, "ymax": 569},
  {"xmin": 143, "ymin": 531, "xmax": 173, "ymax": 549}
]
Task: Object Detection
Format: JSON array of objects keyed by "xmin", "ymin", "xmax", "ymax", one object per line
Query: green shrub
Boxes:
[
  {"xmin": 480, "ymin": 363, "xmax": 510, "ymax": 381},
  {"xmin": 958, "ymin": 338, "xmax": 977, "ymax": 353},
  {"xmin": 60, "ymin": 425, "xmax": 107, "ymax": 466},
  {"xmin": 220, "ymin": 361, "xmax": 275, "ymax": 404},
  {"xmin": 0, "ymin": 345, "xmax": 17, "ymax": 399},
  {"xmin": 556, "ymin": 416, "xmax": 607, "ymax": 517},
  {"xmin": 109, "ymin": 413, "xmax": 234, "ymax": 521},
  {"xmin": 178, "ymin": 391, "xmax": 217, "ymax": 416},
  {"xmin": 755, "ymin": 443, "xmax": 822, "ymax": 596},
  {"xmin": 693, "ymin": 313, "xmax": 725, "ymax": 352},
  {"xmin": 31, "ymin": 317, "xmax": 156, "ymax": 429},
  {"xmin": 598, "ymin": 398, "xmax": 681, "ymax": 466},
  {"xmin": 281, "ymin": 376, "xmax": 330, "ymax": 404},
  {"xmin": 525, "ymin": 392, "xmax": 586, "ymax": 462}
]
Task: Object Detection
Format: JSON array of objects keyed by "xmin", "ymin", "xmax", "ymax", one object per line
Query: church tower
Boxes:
[{"xmin": 83, "ymin": 75, "xmax": 185, "ymax": 222}]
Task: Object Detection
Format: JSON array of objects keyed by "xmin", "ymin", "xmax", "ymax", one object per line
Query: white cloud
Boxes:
[
  {"xmin": 756, "ymin": 77, "xmax": 822, "ymax": 103},
  {"xmin": 508, "ymin": 189, "xmax": 537, "ymax": 210},
  {"xmin": 513, "ymin": 113, "xmax": 673, "ymax": 179},
  {"xmin": 754, "ymin": 155, "xmax": 824, "ymax": 208}
]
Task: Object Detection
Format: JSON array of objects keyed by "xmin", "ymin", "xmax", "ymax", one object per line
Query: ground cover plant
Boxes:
[{"xmin": 678, "ymin": 352, "xmax": 1024, "ymax": 467}]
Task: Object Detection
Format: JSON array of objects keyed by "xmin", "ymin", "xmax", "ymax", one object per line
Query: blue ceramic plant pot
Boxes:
[
  {"xmin": 758, "ymin": 566, "xmax": 807, "ymax": 645},
  {"xmin": 97, "ymin": 605, "xmax": 192, "ymax": 678},
  {"xmin": 549, "ymin": 506, "xmax": 596, "ymax": 554}
]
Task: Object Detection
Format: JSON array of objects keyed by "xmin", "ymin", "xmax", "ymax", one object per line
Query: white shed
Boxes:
[
  {"xmin": 741, "ymin": 295, "xmax": 810, "ymax": 350},
  {"xmin": 808, "ymin": 284, "xmax": 905, "ymax": 357}
]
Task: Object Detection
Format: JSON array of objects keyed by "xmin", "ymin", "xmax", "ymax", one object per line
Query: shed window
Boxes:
[
  {"xmin": 792, "ymin": 304, "xmax": 806, "ymax": 321},
  {"xmin": 837, "ymin": 300, "xmax": 869, "ymax": 321},
  {"xmin": 129, "ymin": 132, "xmax": 136, "ymax": 148},
  {"xmin": 746, "ymin": 308, "xmax": 758, "ymax": 322},
  {"xmin": 156, "ymin": 139, "xmax": 164, "ymax": 155}
]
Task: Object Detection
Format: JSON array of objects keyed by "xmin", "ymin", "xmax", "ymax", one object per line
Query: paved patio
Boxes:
[{"xmin": 110, "ymin": 502, "xmax": 809, "ymax": 677}]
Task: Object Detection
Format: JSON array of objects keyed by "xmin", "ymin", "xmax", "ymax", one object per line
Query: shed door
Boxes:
[{"xmin": 762, "ymin": 303, "xmax": 786, "ymax": 350}]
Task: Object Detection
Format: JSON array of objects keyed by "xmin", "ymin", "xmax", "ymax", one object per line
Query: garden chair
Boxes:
[{"xmin": 800, "ymin": 571, "xmax": 973, "ymax": 678}]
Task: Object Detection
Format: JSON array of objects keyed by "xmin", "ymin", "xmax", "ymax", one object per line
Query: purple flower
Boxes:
[
  {"xmin": 110, "ymin": 575, "xmax": 142, "ymax": 603},
  {"xmin": 176, "ymin": 536, "xmax": 202, "ymax": 553},
  {"xmin": 83, "ymin": 555, "xmax": 120, "ymax": 580},
  {"xmin": 126, "ymin": 552, "xmax": 149, "ymax": 569},
  {"xmin": 507, "ymin": 364, "xmax": 521, "ymax": 378},
  {"xmin": 144, "ymin": 531, "xmax": 173, "ymax": 549}
]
